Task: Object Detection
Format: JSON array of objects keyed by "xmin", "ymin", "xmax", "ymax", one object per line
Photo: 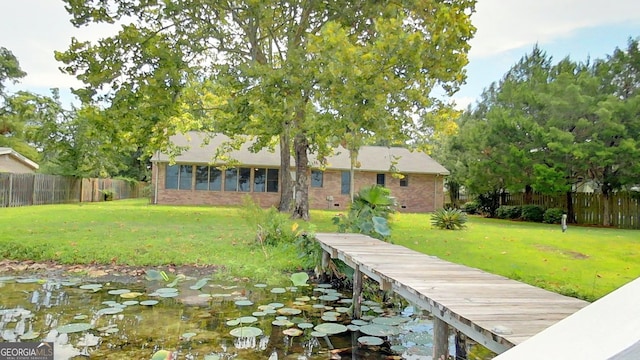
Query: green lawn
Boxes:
[{"xmin": 1, "ymin": 199, "xmax": 638, "ymax": 301}]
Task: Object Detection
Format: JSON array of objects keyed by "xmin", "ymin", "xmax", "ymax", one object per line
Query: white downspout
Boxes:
[
  {"xmin": 434, "ymin": 174, "xmax": 438, "ymax": 211},
  {"xmin": 153, "ymin": 152, "xmax": 159, "ymax": 205}
]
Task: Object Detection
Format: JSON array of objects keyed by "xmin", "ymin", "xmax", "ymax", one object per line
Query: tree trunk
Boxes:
[
  {"xmin": 602, "ymin": 190, "xmax": 611, "ymax": 227},
  {"xmin": 349, "ymin": 148, "xmax": 357, "ymax": 203},
  {"xmin": 524, "ymin": 184, "xmax": 533, "ymax": 204},
  {"xmin": 278, "ymin": 130, "xmax": 293, "ymax": 212},
  {"xmin": 291, "ymin": 133, "xmax": 310, "ymax": 220},
  {"xmin": 566, "ymin": 191, "xmax": 575, "ymax": 224}
]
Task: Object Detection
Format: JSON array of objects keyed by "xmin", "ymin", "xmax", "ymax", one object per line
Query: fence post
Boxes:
[{"xmin": 8, "ymin": 174, "xmax": 12, "ymax": 207}]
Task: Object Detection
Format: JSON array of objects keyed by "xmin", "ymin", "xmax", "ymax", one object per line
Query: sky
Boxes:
[{"xmin": 1, "ymin": 0, "xmax": 640, "ymax": 110}]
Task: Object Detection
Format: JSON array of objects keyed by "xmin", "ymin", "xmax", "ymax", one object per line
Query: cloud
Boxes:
[
  {"xmin": 450, "ymin": 96, "xmax": 475, "ymax": 111},
  {"xmin": 0, "ymin": 0, "xmax": 119, "ymax": 93},
  {"xmin": 469, "ymin": 0, "xmax": 640, "ymax": 59}
]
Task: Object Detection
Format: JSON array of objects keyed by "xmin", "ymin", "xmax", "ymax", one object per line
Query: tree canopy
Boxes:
[
  {"xmin": 436, "ymin": 40, "xmax": 640, "ymax": 225},
  {"xmin": 57, "ymin": 0, "xmax": 476, "ymax": 219}
]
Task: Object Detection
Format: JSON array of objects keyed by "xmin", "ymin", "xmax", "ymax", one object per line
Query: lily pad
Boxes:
[
  {"xmin": 298, "ymin": 322, "xmax": 314, "ymax": 329},
  {"xmin": 358, "ymin": 336, "xmax": 384, "ymax": 346},
  {"xmin": 140, "ymin": 300, "xmax": 159, "ymax": 306},
  {"xmin": 283, "ymin": 328, "xmax": 303, "ymax": 336},
  {"xmin": 56, "ymin": 323, "xmax": 92, "ymax": 334},
  {"xmin": 314, "ymin": 323, "xmax": 347, "ymax": 335},
  {"xmin": 318, "ymin": 295, "xmax": 340, "ymax": 301},
  {"xmin": 96, "ymin": 307, "xmax": 124, "ymax": 315},
  {"xmin": 190, "ymin": 278, "xmax": 208, "ymax": 290},
  {"xmin": 404, "ymin": 332, "xmax": 433, "ymax": 345},
  {"xmin": 156, "ymin": 288, "xmax": 179, "ymax": 294},
  {"xmin": 254, "ymin": 283, "xmax": 267, "ymax": 288},
  {"xmin": 270, "ymin": 287, "xmax": 286, "ymax": 294},
  {"xmin": 226, "ymin": 319, "xmax": 240, "ymax": 326},
  {"xmin": 290, "ymin": 272, "xmax": 309, "ymax": 286},
  {"xmin": 108, "ymin": 289, "xmax": 131, "ymax": 295},
  {"xmin": 238, "ymin": 316, "xmax": 258, "ymax": 324},
  {"xmin": 310, "ymin": 331, "xmax": 326, "ymax": 337},
  {"xmin": 277, "ymin": 308, "xmax": 302, "ymax": 316},
  {"xmin": 79, "ymin": 284, "xmax": 103, "ymax": 291},
  {"xmin": 120, "ymin": 292, "xmax": 143, "ymax": 299},
  {"xmin": 181, "ymin": 332, "xmax": 197, "ymax": 340},
  {"xmin": 272, "ymin": 319, "xmax": 293, "ymax": 327},
  {"xmin": 158, "ymin": 292, "xmax": 179, "ymax": 298},
  {"xmin": 372, "ymin": 316, "xmax": 408, "ymax": 326},
  {"xmin": 229, "ymin": 327, "xmax": 262, "ymax": 337},
  {"xmin": 16, "ymin": 278, "xmax": 40, "ymax": 284},
  {"xmin": 359, "ymin": 324, "xmax": 399, "ymax": 337},
  {"xmin": 235, "ymin": 300, "xmax": 253, "ymax": 306},
  {"xmin": 268, "ymin": 302, "xmax": 284, "ymax": 309},
  {"xmin": 151, "ymin": 350, "xmax": 174, "ymax": 360},
  {"xmin": 122, "ymin": 300, "xmax": 139, "ymax": 306}
]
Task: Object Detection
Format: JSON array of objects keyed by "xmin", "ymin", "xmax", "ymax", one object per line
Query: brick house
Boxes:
[
  {"xmin": 0, "ymin": 147, "xmax": 39, "ymax": 173},
  {"xmin": 150, "ymin": 132, "xmax": 449, "ymax": 212}
]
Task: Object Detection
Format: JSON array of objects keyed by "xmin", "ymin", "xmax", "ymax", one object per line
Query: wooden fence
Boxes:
[
  {"xmin": 0, "ymin": 173, "xmax": 147, "ymax": 208},
  {"xmin": 504, "ymin": 192, "xmax": 640, "ymax": 229}
]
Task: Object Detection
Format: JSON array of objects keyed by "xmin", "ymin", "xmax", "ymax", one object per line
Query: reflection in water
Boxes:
[{"xmin": 0, "ymin": 276, "xmax": 447, "ymax": 359}]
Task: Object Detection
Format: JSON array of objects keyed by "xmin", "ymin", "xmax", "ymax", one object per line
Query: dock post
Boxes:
[
  {"xmin": 321, "ymin": 250, "xmax": 331, "ymax": 273},
  {"xmin": 433, "ymin": 316, "xmax": 449, "ymax": 359},
  {"xmin": 455, "ymin": 330, "xmax": 467, "ymax": 360},
  {"xmin": 352, "ymin": 264, "xmax": 362, "ymax": 319}
]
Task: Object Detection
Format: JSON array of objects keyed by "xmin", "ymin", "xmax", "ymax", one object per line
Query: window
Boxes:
[
  {"xmin": 400, "ymin": 175, "xmax": 409, "ymax": 187},
  {"xmin": 195, "ymin": 166, "xmax": 209, "ymax": 190},
  {"xmin": 165, "ymin": 164, "xmax": 192, "ymax": 190},
  {"xmin": 254, "ymin": 168, "xmax": 266, "ymax": 192},
  {"xmin": 224, "ymin": 168, "xmax": 238, "ymax": 191},
  {"xmin": 238, "ymin": 168, "xmax": 251, "ymax": 192},
  {"xmin": 341, "ymin": 171, "xmax": 350, "ymax": 195},
  {"xmin": 224, "ymin": 167, "xmax": 252, "ymax": 192},
  {"xmin": 253, "ymin": 168, "xmax": 278, "ymax": 192},
  {"xmin": 311, "ymin": 170, "xmax": 323, "ymax": 188},
  {"xmin": 266, "ymin": 169, "xmax": 279, "ymax": 192},
  {"xmin": 165, "ymin": 165, "xmax": 179, "ymax": 189},
  {"xmin": 179, "ymin": 165, "xmax": 193, "ymax": 190},
  {"xmin": 195, "ymin": 166, "xmax": 221, "ymax": 191},
  {"xmin": 208, "ymin": 168, "xmax": 222, "ymax": 191},
  {"xmin": 376, "ymin": 173, "xmax": 385, "ymax": 187}
]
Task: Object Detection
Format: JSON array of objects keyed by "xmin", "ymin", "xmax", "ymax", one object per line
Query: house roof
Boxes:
[
  {"xmin": 0, "ymin": 147, "xmax": 39, "ymax": 171},
  {"xmin": 151, "ymin": 132, "xmax": 449, "ymax": 175}
]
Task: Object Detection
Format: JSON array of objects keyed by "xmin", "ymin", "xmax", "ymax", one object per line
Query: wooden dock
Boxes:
[{"xmin": 315, "ymin": 233, "xmax": 589, "ymax": 357}]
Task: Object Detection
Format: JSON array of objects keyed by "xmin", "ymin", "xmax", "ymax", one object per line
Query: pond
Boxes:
[{"xmin": 0, "ymin": 271, "xmax": 454, "ymax": 359}]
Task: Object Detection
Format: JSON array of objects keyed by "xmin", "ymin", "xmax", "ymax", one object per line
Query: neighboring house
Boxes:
[
  {"xmin": 150, "ymin": 132, "xmax": 449, "ymax": 212},
  {"xmin": 0, "ymin": 147, "xmax": 39, "ymax": 173}
]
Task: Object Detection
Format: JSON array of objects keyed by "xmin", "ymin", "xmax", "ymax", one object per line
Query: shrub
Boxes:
[
  {"xmin": 463, "ymin": 201, "xmax": 480, "ymax": 214},
  {"xmin": 240, "ymin": 196, "xmax": 300, "ymax": 246},
  {"xmin": 521, "ymin": 204, "xmax": 545, "ymax": 222},
  {"xmin": 543, "ymin": 208, "xmax": 565, "ymax": 224},
  {"xmin": 431, "ymin": 208, "xmax": 467, "ymax": 230},
  {"xmin": 477, "ymin": 192, "xmax": 501, "ymax": 217},
  {"xmin": 496, "ymin": 206, "xmax": 522, "ymax": 219}
]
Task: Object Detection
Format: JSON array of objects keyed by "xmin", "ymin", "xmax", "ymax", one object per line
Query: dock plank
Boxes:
[{"xmin": 316, "ymin": 233, "xmax": 589, "ymax": 354}]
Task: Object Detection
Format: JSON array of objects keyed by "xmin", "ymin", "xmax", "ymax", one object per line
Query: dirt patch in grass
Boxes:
[
  {"xmin": 535, "ymin": 245, "xmax": 589, "ymax": 259},
  {"xmin": 0, "ymin": 259, "xmax": 222, "ymax": 284}
]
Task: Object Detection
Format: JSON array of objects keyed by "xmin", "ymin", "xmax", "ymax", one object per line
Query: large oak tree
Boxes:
[{"xmin": 57, "ymin": 0, "xmax": 476, "ymax": 219}]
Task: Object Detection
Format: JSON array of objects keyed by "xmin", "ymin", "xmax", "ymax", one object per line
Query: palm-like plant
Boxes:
[
  {"xmin": 431, "ymin": 208, "xmax": 467, "ymax": 230},
  {"xmin": 334, "ymin": 185, "xmax": 396, "ymax": 241}
]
